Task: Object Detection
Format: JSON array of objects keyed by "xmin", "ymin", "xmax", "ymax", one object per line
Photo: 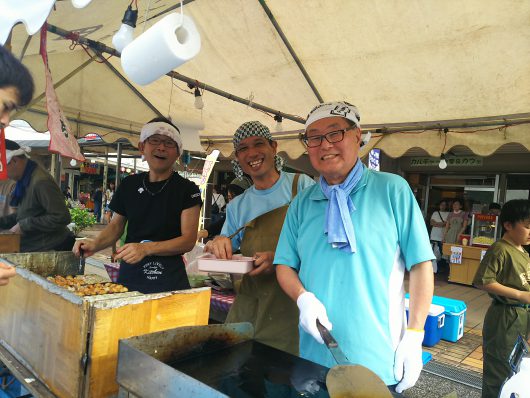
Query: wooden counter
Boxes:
[
  {"xmin": 0, "ymin": 252, "xmax": 210, "ymax": 398},
  {"xmin": 442, "ymin": 243, "xmax": 487, "ymax": 286}
]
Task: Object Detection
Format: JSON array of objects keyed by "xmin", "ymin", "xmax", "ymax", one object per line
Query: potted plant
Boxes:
[{"xmin": 69, "ymin": 202, "xmax": 96, "ymax": 237}]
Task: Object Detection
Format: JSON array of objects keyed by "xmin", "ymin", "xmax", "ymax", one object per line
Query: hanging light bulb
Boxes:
[
  {"xmin": 112, "ymin": 5, "xmax": 138, "ymax": 52},
  {"xmin": 70, "ymin": 159, "xmax": 77, "ymax": 167},
  {"xmin": 439, "ymin": 153, "xmax": 448, "ymax": 169},
  {"xmin": 194, "ymin": 87, "xmax": 204, "ymax": 109},
  {"xmin": 274, "ymin": 115, "xmax": 283, "ymax": 132}
]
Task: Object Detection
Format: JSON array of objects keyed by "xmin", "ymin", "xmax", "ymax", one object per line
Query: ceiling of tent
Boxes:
[{"xmin": 7, "ymin": 0, "xmax": 530, "ymax": 160}]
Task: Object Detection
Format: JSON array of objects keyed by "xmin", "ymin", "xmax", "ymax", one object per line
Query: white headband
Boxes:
[
  {"xmin": 6, "ymin": 146, "xmax": 31, "ymax": 164},
  {"xmin": 140, "ymin": 122, "xmax": 183, "ymax": 154},
  {"xmin": 305, "ymin": 101, "xmax": 361, "ymax": 129}
]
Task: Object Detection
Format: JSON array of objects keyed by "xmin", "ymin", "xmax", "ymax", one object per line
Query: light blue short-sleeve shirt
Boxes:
[
  {"xmin": 221, "ymin": 172, "xmax": 315, "ymax": 250},
  {"xmin": 274, "ymin": 166, "xmax": 434, "ymax": 384}
]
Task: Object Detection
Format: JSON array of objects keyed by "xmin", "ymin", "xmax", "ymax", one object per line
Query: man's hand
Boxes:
[
  {"xmin": 114, "ymin": 243, "xmax": 149, "ymax": 264},
  {"xmin": 72, "ymin": 238, "xmax": 97, "ymax": 257},
  {"xmin": 0, "ymin": 262, "xmax": 16, "ymax": 286},
  {"xmin": 296, "ymin": 292, "xmax": 332, "ymax": 344},
  {"xmin": 518, "ymin": 291, "xmax": 530, "ymax": 305},
  {"xmin": 204, "ymin": 236, "xmax": 233, "ymax": 259},
  {"xmin": 248, "ymin": 251, "xmax": 275, "ymax": 276},
  {"xmin": 9, "ymin": 223, "xmax": 21, "ymax": 234},
  {"xmin": 394, "ymin": 329, "xmax": 424, "ymax": 393}
]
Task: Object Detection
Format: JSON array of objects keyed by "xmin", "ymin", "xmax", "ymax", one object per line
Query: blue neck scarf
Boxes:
[
  {"xmin": 319, "ymin": 161, "xmax": 364, "ymax": 253},
  {"xmin": 10, "ymin": 159, "xmax": 37, "ymax": 207}
]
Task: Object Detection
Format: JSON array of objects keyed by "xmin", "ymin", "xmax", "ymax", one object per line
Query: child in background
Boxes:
[{"xmin": 473, "ymin": 199, "xmax": 530, "ymax": 398}]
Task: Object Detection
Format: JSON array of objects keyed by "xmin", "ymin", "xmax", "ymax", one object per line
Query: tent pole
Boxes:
[
  {"xmin": 115, "ymin": 143, "xmax": 122, "ymax": 188},
  {"xmin": 53, "ymin": 154, "xmax": 62, "ymax": 185},
  {"xmin": 26, "ymin": 108, "xmax": 139, "ymax": 137},
  {"xmin": 258, "ymin": 0, "xmax": 323, "ymax": 103},
  {"xmin": 45, "ymin": 24, "xmax": 305, "ymax": 125}
]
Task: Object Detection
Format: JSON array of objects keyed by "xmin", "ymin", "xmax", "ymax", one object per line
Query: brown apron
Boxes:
[{"xmin": 225, "ymin": 175, "xmax": 300, "ymax": 355}]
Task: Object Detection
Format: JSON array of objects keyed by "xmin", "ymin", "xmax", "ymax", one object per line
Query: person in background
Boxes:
[
  {"xmin": 443, "ymin": 198, "xmax": 468, "ymax": 244},
  {"xmin": 473, "ymin": 199, "xmax": 530, "ymax": 398},
  {"xmin": 205, "ymin": 121, "xmax": 315, "ymax": 355},
  {"xmin": 0, "ymin": 179, "xmax": 16, "ymax": 218},
  {"xmin": 92, "ymin": 186, "xmax": 103, "ymax": 223},
  {"xmin": 63, "ymin": 186, "xmax": 72, "ymax": 200},
  {"xmin": 198, "ymin": 176, "xmax": 253, "ymax": 240},
  {"xmin": 488, "ymin": 202, "xmax": 501, "ymax": 216},
  {"xmin": 226, "ymin": 176, "xmax": 252, "ymax": 201},
  {"xmin": 0, "ymin": 140, "xmax": 73, "ymax": 252},
  {"xmin": 211, "ymin": 185, "xmax": 226, "ymax": 224},
  {"xmin": 430, "ymin": 199, "xmax": 449, "ymax": 273},
  {"xmin": 73, "ymin": 117, "xmax": 202, "ymax": 293},
  {"xmin": 275, "ymin": 101, "xmax": 434, "ymax": 394},
  {"xmin": 104, "ymin": 181, "xmax": 115, "ymax": 223},
  {"xmin": 0, "ymin": 44, "xmax": 35, "ymax": 285}
]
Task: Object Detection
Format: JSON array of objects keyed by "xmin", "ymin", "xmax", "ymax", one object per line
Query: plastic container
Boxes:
[
  {"xmin": 406, "ymin": 299, "xmax": 445, "ymax": 347},
  {"xmin": 406, "ymin": 294, "xmax": 467, "ymax": 342},
  {"xmin": 197, "ymin": 254, "xmax": 254, "ymax": 274},
  {"xmin": 431, "ymin": 295, "xmax": 467, "ymax": 342},
  {"xmin": 422, "ymin": 351, "xmax": 433, "ymax": 365}
]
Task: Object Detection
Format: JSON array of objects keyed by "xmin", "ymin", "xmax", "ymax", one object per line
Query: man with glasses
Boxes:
[
  {"xmin": 205, "ymin": 121, "xmax": 314, "ymax": 354},
  {"xmin": 275, "ymin": 102, "xmax": 434, "ymax": 394},
  {"xmin": 73, "ymin": 117, "xmax": 202, "ymax": 293}
]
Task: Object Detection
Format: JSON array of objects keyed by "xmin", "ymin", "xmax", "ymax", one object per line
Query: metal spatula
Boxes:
[{"xmin": 316, "ymin": 320, "xmax": 392, "ymax": 398}]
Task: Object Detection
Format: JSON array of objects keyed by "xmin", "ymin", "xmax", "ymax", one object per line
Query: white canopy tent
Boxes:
[
  {"xmin": 5, "ymin": 0, "xmax": 530, "ymax": 161},
  {"xmin": 5, "ymin": 120, "xmax": 50, "ymax": 148}
]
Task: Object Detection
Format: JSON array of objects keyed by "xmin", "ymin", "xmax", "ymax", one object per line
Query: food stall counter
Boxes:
[{"xmin": 442, "ymin": 243, "xmax": 489, "ymax": 285}]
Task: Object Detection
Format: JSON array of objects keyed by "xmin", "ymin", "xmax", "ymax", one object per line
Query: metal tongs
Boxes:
[{"xmin": 79, "ymin": 248, "xmax": 86, "ymax": 275}]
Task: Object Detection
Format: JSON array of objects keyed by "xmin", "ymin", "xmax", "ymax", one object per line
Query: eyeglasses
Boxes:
[
  {"xmin": 301, "ymin": 127, "xmax": 355, "ymax": 148},
  {"xmin": 146, "ymin": 136, "xmax": 178, "ymax": 148}
]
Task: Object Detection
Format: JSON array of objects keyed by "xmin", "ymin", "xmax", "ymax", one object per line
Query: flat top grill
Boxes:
[{"xmin": 169, "ymin": 340, "xmax": 329, "ymax": 397}]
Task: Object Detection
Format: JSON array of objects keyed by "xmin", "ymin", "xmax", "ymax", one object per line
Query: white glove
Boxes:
[
  {"xmin": 394, "ymin": 329, "xmax": 424, "ymax": 393},
  {"xmin": 296, "ymin": 292, "xmax": 332, "ymax": 344}
]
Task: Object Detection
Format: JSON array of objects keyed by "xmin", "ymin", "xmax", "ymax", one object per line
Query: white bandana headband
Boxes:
[
  {"xmin": 6, "ymin": 146, "xmax": 31, "ymax": 164},
  {"xmin": 140, "ymin": 121, "xmax": 183, "ymax": 154},
  {"xmin": 305, "ymin": 101, "xmax": 371, "ymax": 146},
  {"xmin": 231, "ymin": 121, "xmax": 284, "ymax": 178},
  {"xmin": 305, "ymin": 101, "xmax": 361, "ymax": 129}
]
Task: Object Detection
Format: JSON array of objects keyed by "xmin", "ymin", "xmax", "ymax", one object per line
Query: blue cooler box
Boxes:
[
  {"xmin": 432, "ymin": 295, "xmax": 467, "ymax": 342},
  {"xmin": 405, "ymin": 299, "xmax": 445, "ymax": 347}
]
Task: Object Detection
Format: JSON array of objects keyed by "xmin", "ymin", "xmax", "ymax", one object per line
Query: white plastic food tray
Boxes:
[{"xmin": 197, "ymin": 254, "xmax": 254, "ymax": 274}]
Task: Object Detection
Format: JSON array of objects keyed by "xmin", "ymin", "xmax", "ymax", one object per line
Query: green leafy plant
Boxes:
[{"xmin": 69, "ymin": 205, "xmax": 96, "ymax": 237}]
